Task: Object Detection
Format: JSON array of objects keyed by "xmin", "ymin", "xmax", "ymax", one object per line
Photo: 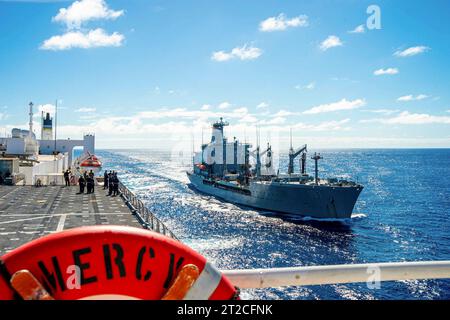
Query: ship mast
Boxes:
[
  {"xmin": 289, "ymin": 127, "xmax": 293, "ymax": 151},
  {"xmin": 255, "ymin": 126, "xmax": 261, "ymax": 178},
  {"xmin": 201, "ymin": 127, "xmax": 204, "ymax": 164},
  {"xmin": 40, "ymin": 111, "xmax": 44, "ymax": 140},
  {"xmin": 54, "ymin": 99, "xmax": 58, "ymax": 156},
  {"xmin": 28, "ymin": 102, "xmax": 33, "ymax": 138},
  {"xmin": 312, "ymin": 153, "xmax": 323, "ymax": 185}
]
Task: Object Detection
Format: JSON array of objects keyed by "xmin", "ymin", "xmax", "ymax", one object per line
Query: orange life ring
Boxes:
[{"xmin": 0, "ymin": 226, "xmax": 237, "ymax": 300}]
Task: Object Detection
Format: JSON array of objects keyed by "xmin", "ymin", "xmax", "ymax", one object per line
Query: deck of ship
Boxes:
[{"xmin": 0, "ymin": 185, "xmax": 141, "ymax": 255}]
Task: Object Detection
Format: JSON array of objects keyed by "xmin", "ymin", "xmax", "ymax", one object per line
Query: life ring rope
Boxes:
[{"xmin": 11, "ymin": 270, "xmax": 54, "ymax": 300}]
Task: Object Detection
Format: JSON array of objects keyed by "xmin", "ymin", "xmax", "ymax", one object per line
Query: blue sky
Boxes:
[{"xmin": 0, "ymin": 0, "xmax": 449, "ymax": 149}]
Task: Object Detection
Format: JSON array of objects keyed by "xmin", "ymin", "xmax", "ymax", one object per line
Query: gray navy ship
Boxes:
[{"xmin": 187, "ymin": 118, "xmax": 363, "ymax": 219}]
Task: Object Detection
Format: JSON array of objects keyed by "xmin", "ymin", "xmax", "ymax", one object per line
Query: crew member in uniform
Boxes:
[
  {"xmin": 64, "ymin": 170, "xmax": 70, "ymax": 187},
  {"xmin": 103, "ymin": 170, "xmax": 109, "ymax": 190},
  {"xmin": 108, "ymin": 172, "xmax": 114, "ymax": 196},
  {"xmin": 89, "ymin": 170, "xmax": 95, "ymax": 193},
  {"xmin": 113, "ymin": 173, "xmax": 119, "ymax": 196},
  {"xmin": 78, "ymin": 175, "xmax": 86, "ymax": 194}
]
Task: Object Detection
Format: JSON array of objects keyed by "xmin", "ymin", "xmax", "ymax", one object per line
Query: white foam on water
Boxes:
[
  {"xmin": 288, "ymin": 212, "xmax": 368, "ymax": 223},
  {"xmin": 184, "ymin": 237, "xmax": 244, "ymax": 252}
]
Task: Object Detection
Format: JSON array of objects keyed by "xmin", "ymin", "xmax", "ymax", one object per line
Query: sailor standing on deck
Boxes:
[
  {"xmin": 78, "ymin": 175, "xmax": 86, "ymax": 194},
  {"xmin": 87, "ymin": 175, "xmax": 95, "ymax": 194},
  {"xmin": 108, "ymin": 171, "xmax": 114, "ymax": 196},
  {"xmin": 83, "ymin": 172, "xmax": 90, "ymax": 194},
  {"xmin": 64, "ymin": 170, "xmax": 70, "ymax": 187},
  {"xmin": 103, "ymin": 170, "xmax": 109, "ymax": 190},
  {"xmin": 112, "ymin": 172, "xmax": 119, "ymax": 197},
  {"xmin": 89, "ymin": 170, "xmax": 95, "ymax": 193}
]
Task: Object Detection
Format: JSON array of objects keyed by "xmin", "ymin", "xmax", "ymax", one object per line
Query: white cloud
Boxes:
[
  {"xmin": 44, "ymin": 115, "xmax": 356, "ymax": 150},
  {"xmin": 305, "ymin": 82, "xmax": 315, "ymax": 90},
  {"xmin": 239, "ymin": 114, "xmax": 258, "ymax": 123},
  {"xmin": 233, "ymin": 107, "xmax": 248, "ymax": 114},
  {"xmin": 319, "ymin": 35, "xmax": 343, "ymax": 51},
  {"xmin": 135, "ymin": 107, "xmax": 252, "ymax": 124},
  {"xmin": 415, "ymin": 94, "xmax": 428, "ymax": 100},
  {"xmin": 294, "ymin": 119, "xmax": 351, "ymax": 132},
  {"xmin": 361, "ymin": 111, "xmax": 450, "ymax": 125},
  {"xmin": 256, "ymin": 102, "xmax": 269, "ymax": 109},
  {"xmin": 295, "ymin": 82, "xmax": 315, "ymax": 90},
  {"xmin": 201, "ymin": 104, "xmax": 211, "ymax": 110},
  {"xmin": 303, "ymin": 98, "xmax": 366, "ymax": 114},
  {"xmin": 397, "ymin": 94, "xmax": 428, "ymax": 102},
  {"xmin": 348, "ymin": 24, "xmax": 365, "ymax": 34},
  {"xmin": 218, "ymin": 102, "xmax": 232, "ymax": 110},
  {"xmin": 272, "ymin": 110, "xmax": 297, "ymax": 117},
  {"xmin": 53, "ymin": 0, "xmax": 124, "ymax": 29},
  {"xmin": 365, "ymin": 109, "xmax": 400, "ymax": 115},
  {"xmin": 259, "ymin": 13, "xmax": 308, "ymax": 32},
  {"xmin": 394, "ymin": 46, "xmax": 430, "ymax": 57},
  {"xmin": 75, "ymin": 107, "xmax": 97, "ymax": 112},
  {"xmin": 211, "ymin": 51, "xmax": 233, "ymax": 62},
  {"xmin": 212, "ymin": 44, "xmax": 262, "ymax": 62},
  {"xmin": 40, "ymin": 28, "xmax": 124, "ymax": 50},
  {"xmin": 397, "ymin": 95, "xmax": 414, "ymax": 102},
  {"xmin": 374, "ymin": 68, "xmax": 399, "ymax": 76},
  {"xmin": 262, "ymin": 117, "xmax": 286, "ymax": 125}
]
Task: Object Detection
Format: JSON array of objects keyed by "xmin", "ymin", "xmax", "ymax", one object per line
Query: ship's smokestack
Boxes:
[{"xmin": 41, "ymin": 112, "xmax": 53, "ymax": 141}]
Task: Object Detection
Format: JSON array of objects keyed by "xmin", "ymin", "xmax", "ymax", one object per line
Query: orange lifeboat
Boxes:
[
  {"xmin": 195, "ymin": 164, "xmax": 207, "ymax": 171},
  {"xmin": 79, "ymin": 154, "xmax": 102, "ymax": 168}
]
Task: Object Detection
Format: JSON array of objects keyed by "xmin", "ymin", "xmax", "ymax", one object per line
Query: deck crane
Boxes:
[
  {"xmin": 288, "ymin": 144, "xmax": 308, "ymax": 175},
  {"xmin": 253, "ymin": 143, "xmax": 272, "ymax": 177}
]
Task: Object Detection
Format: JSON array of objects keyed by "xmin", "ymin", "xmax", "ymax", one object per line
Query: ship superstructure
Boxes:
[
  {"xmin": 187, "ymin": 118, "xmax": 363, "ymax": 219},
  {"xmin": 0, "ymin": 103, "xmax": 99, "ymax": 185}
]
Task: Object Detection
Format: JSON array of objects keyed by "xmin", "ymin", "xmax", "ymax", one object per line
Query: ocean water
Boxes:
[{"xmin": 97, "ymin": 149, "xmax": 450, "ymax": 300}]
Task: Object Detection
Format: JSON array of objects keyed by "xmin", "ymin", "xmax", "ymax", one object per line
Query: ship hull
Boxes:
[{"xmin": 187, "ymin": 173, "xmax": 363, "ymax": 219}]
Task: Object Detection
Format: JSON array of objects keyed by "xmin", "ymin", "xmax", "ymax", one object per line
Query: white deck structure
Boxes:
[
  {"xmin": 38, "ymin": 134, "xmax": 95, "ymax": 164},
  {"xmin": 18, "ymin": 154, "xmax": 69, "ymax": 186}
]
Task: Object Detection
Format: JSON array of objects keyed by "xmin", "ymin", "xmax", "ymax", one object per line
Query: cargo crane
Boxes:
[
  {"xmin": 288, "ymin": 144, "xmax": 308, "ymax": 175},
  {"xmin": 254, "ymin": 143, "xmax": 272, "ymax": 177}
]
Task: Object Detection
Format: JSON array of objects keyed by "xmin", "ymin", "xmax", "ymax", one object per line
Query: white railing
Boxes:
[{"xmin": 223, "ymin": 261, "xmax": 450, "ymax": 288}]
